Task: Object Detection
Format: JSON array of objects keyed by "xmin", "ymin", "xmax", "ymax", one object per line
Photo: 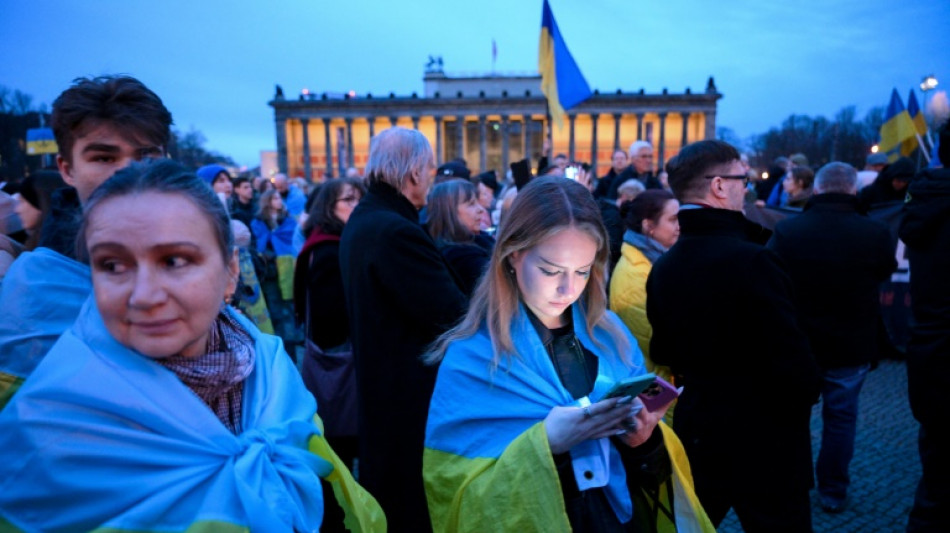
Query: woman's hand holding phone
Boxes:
[{"xmin": 544, "ymin": 396, "xmax": 640, "ymax": 454}]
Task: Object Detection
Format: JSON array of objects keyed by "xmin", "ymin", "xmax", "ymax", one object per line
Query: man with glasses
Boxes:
[
  {"xmin": 646, "ymin": 139, "xmax": 820, "ymax": 532},
  {"xmin": 600, "ymin": 140, "xmax": 662, "ymax": 199}
]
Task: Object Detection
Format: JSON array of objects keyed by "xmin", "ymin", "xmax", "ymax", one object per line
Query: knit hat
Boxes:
[{"xmin": 196, "ymin": 164, "xmax": 229, "ymax": 185}]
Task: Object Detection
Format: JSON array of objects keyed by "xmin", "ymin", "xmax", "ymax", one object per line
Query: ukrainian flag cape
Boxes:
[
  {"xmin": 0, "ymin": 247, "xmax": 91, "ymax": 408},
  {"xmin": 424, "ymin": 304, "xmax": 713, "ymax": 532},
  {"xmin": 0, "ymin": 298, "xmax": 385, "ymax": 532},
  {"xmin": 252, "ymin": 217, "xmax": 298, "ymax": 300}
]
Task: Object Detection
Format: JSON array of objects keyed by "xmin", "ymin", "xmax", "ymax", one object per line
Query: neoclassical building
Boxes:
[{"xmin": 270, "ymin": 66, "xmax": 721, "ymax": 181}]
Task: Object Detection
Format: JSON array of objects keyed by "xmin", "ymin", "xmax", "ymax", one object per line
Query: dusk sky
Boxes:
[{"xmin": 3, "ymin": 0, "xmax": 948, "ymax": 168}]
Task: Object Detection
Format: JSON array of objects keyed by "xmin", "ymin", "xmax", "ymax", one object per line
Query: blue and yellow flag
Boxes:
[
  {"xmin": 908, "ymin": 90, "xmax": 928, "ymax": 136},
  {"xmin": 902, "ymin": 90, "xmax": 928, "ymax": 156},
  {"xmin": 879, "ymin": 88, "xmax": 917, "ymax": 161},
  {"xmin": 25, "ymin": 127, "xmax": 57, "ymax": 155},
  {"xmin": 539, "ymin": 0, "xmax": 591, "ymax": 129}
]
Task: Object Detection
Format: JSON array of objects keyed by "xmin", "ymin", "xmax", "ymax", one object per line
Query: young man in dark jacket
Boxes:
[
  {"xmin": 647, "ymin": 139, "xmax": 820, "ymax": 532},
  {"xmin": 767, "ymin": 162, "xmax": 896, "ymax": 513}
]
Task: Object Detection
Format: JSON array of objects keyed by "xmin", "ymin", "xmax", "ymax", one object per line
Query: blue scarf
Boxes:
[{"xmin": 623, "ymin": 229, "xmax": 667, "ymax": 263}]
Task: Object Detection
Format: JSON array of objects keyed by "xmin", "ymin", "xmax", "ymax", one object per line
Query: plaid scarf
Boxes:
[{"xmin": 159, "ymin": 309, "xmax": 255, "ymax": 434}]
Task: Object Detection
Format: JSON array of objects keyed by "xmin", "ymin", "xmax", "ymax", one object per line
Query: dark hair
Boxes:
[
  {"xmin": 18, "ymin": 170, "xmax": 68, "ymax": 250},
  {"xmin": 666, "ymin": 140, "xmax": 740, "ymax": 200},
  {"xmin": 620, "ymin": 189, "xmax": 675, "ymax": 234},
  {"xmin": 78, "ymin": 160, "xmax": 233, "ymax": 264},
  {"xmin": 232, "ymin": 176, "xmax": 251, "ymax": 189},
  {"xmin": 788, "ymin": 166, "xmax": 815, "ymax": 189},
  {"xmin": 427, "ymin": 179, "xmax": 480, "ymax": 244},
  {"xmin": 52, "ymin": 76, "xmax": 173, "ymax": 163},
  {"xmin": 302, "ymin": 178, "xmax": 365, "ymax": 237}
]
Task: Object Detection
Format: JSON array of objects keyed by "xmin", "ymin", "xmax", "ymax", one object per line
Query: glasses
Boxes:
[{"xmin": 336, "ymin": 195, "xmax": 360, "ymax": 205}]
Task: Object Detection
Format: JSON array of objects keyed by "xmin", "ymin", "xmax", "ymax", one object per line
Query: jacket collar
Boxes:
[
  {"xmin": 803, "ymin": 192, "xmax": 860, "ymax": 213},
  {"xmin": 678, "ymin": 206, "xmax": 771, "ymax": 244},
  {"xmin": 363, "ymin": 181, "xmax": 419, "ymax": 223}
]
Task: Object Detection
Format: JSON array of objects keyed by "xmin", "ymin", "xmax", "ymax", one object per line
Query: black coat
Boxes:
[
  {"xmin": 646, "ymin": 207, "xmax": 819, "ymax": 520},
  {"xmin": 899, "ymin": 167, "xmax": 950, "ymax": 428},
  {"xmin": 767, "ymin": 194, "xmax": 896, "ymax": 369},
  {"xmin": 438, "ymin": 232, "xmax": 493, "ymax": 297},
  {"xmin": 339, "ymin": 181, "xmax": 467, "ymax": 531}
]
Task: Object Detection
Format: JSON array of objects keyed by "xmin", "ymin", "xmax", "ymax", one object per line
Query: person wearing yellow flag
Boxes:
[{"xmin": 424, "ymin": 176, "xmax": 713, "ymax": 532}]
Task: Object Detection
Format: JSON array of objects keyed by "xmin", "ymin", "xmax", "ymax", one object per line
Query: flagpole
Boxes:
[{"xmin": 916, "ymin": 133, "xmax": 932, "ymax": 164}]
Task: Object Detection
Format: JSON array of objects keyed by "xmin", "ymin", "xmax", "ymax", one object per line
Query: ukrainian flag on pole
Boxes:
[
  {"xmin": 879, "ymin": 88, "xmax": 917, "ymax": 161},
  {"xmin": 539, "ymin": 0, "xmax": 591, "ymax": 129},
  {"xmin": 901, "ymin": 90, "xmax": 928, "ymax": 156},
  {"xmin": 26, "ymin": 128, "xmax": 57, "ymax": 155}
]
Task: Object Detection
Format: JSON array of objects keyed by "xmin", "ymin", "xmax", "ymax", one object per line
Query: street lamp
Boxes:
[{"xmin": 919, "ymin": 75, "xmax": 939, "ymax": 134}]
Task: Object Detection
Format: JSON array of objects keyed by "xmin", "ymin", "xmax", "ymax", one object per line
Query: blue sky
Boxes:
[{"xmin": 2, "ymin": 0, "xmax": 947, "ymax": 167}]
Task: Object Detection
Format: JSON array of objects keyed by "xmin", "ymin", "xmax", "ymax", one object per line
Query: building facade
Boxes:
[{"xmin": 270, "ymin": 68, "xmax": 721, "ymax": 181}]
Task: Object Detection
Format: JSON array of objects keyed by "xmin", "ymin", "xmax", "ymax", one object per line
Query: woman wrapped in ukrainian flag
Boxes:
[
  {"xmin": 0, "ymin": 161, "xmax": 383, "ymax": 533},
  {"xmin": 423, "ymin": 176, "xmax": 714, "ymax": 533}
]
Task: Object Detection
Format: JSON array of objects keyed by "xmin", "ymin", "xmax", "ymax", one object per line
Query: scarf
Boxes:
[
  {"xmin": 159, "ymin": 308, "xmax": 255, "ymax": 433},
  {"xmin": 623, "ymin": 229, "xmax": 667, "ymax": 263}
]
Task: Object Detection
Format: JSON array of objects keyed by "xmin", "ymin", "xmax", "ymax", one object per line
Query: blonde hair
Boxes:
[{"xmin": 426, "ymin": 176, "xmax": 630, "ymax": 367}]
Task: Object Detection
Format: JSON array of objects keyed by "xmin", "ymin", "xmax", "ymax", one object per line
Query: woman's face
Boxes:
[
  {"xmin": 783, "ymin": 173, "xmax": 802, "ymax": 195},
  {"xmin": 13, "ymin": 193, "xmax": 42, "ymax": 232},
  {"xmin": 457, "ymin": 194, "xmax": 486, "ymax": 234},
  {"xmin": 510, "ymin": 227, "xmax": 598, "ymax": 329},
  {"xmin": 212, "ymin": 174, "xmax": 232, "ymax": 195},
  {"xmin": 476, "ymin": 182, "xmax": 494, "ymax": 209},
  {"xmin": 643, "ymin": 199, "xmax": 680, "ymax": 249},
  {"xmin": 85, "ymin": 192, "xmax": 237, "ymax": 359},
  {"xmin": 270, "ymin": 192, "xmax": 284, "ymax": 211},
  {"xmin": 333, "ymin": 184, "xmax": 360, "ymax": 225}
]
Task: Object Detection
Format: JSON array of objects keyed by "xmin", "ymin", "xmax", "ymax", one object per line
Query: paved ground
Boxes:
[{"xmin": 718, "ymin": 358, "xmax": 920, "ymax": 532}]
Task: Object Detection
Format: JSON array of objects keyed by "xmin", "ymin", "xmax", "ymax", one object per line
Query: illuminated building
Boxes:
[{"xmin": 270, "ymin": 65, "xmax": 721, "ymax": 180}]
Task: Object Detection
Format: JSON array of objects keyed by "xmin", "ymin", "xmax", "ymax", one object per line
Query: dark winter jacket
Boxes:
[
  {"xmin": 437, "ymin": 232, "xmax": 494, "ymax": 297},
  {"xmin": 38, "ymin": 187, "xmax": 82, "ymax": 260},
  {"xmin": 899, "ymin": 167, "xmax": 950, "ymax": 427},
  {"xmin": 293, "ymin": 228, "xmax": 347, "ymax": 350},
  {"xmin": 768, "ymin": 193, "xmax": 896, "ymax": 369},
  {"xmin": 647, "ymin": 207, "xmax": 820, "ymax": 504}
]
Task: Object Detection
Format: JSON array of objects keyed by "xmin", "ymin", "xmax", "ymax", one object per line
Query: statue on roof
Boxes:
[{"xmin": 425, "ymin": 55, "xmax": 444, "ymax": 74}]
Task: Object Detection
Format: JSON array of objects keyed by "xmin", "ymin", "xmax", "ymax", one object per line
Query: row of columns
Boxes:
[
  {"xmin": 566, "ymin": 112, "xmax": 694, "ymax": 171},
  {"xmin": 279, "ymin": 111, "xmax": 699, "ymax": 179}
]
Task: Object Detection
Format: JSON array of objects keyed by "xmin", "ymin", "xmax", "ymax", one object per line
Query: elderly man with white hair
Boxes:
[
  {"xmin": 339, "ymin": 127, "xmax": 467, "ymax": 532},
  {"xmin": 598, "ymin": 140, "xmax": 663, "ymax": 199}
]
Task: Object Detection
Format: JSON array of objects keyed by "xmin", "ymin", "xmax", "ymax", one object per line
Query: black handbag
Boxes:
[
  {"xmin": 301, "ymin": 338, "xmax": 358, "ymax": 437},
  {"xmin": 300, "ymin": 284, "xmax": 358, "ymax": 437}
]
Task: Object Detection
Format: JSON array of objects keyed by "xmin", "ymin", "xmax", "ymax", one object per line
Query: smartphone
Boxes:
[
  {"xmin": 564, "ymin": 166, "xmax": 578, "ymax": 180},
  {"xmin": 638, "ymin": 376, "xmax": 682, "ymax": 412},
  {"xmin": 603, "ymin": 373, "xmax": 656, "ymax": 400}
]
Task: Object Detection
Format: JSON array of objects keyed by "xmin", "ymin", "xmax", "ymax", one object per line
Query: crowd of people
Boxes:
[{"xmin": 0, "ymin": 74, "xmax": 946, "ymax": 533}]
